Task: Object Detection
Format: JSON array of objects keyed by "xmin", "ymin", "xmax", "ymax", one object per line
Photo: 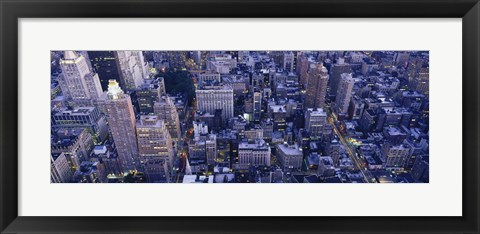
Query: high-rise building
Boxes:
[
  {"xmin": 196, "ymin": 84, "xmax": 234, "ymax": 122},
  {"xmin": 329, "ymin": 58, "xmax": 352, "ymax": 97},
  {"xmin": 305, "ymin": 108, "xmax": 327, "ymax": 140},
  {"xmin": 51, "ymin": 152, "xmax": 74, "ymax": 183},
  {"xmin": 305, "ymin": 63, "xmax": 329, "ymax": 109},
  {"xmin": 296, "ymin": 52, "xmax": 310, "ymax": 87},
  {"xmin": 136, "ymin": 78, "xmax": 165, "ymax": 114},
  {"xmin": 413, "ymin": 67, "xmax": 429, "ymax": 96},
  {"xmin": 270, "ymin": 105, "xmax": 287, "ymax": 132},
  {"xmin": 136, "ymin": 116, "xmax": 174, "ymax": 159},
  {"xmin": 87, "ymin": 51, "xmax": 121, "ymax": 91},
  {"xmin": 394, "ymin": 51, "xmax": 410, "ymax": 67},
  {"xmin": 104, "ymin": 80, "xmax": 139, "ymax": 171},
  {"xmin": 136, "ymin": 115, "xmax": 174, "ymax": 182},
  {"xmin": 335, "ymin": 73, "xmax": 355, "ymax": 115},
  {"xmin": 238, "ymin": 138, "xmax": 271, "ymax": 169},
  {"xmin": 57, "ymin": 51, "xmax": 103, "ymax": 106},
  {"xmin": 153, "ymin": 96, "xmax": 181, "ymax": 140},
  {"xmin": 283, "ymin": 51, "xmax": 295, "ymax": 72},
  {"xmin": 192, "ymin": 51, "xmax": 206, "ymax": 69},
  {"xmin": 205, "ymin": 134, "xmax": 217, "ymax": 166},
  {"xmin": 115, "ymin": 51, "xmax": 150, "ymax": 92},
  {"xmin": 253, "ymin": 88, "xmax": 262, "ymax": 123}
]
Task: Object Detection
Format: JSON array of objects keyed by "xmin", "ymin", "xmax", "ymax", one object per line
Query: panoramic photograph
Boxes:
[{"xmin": 50, "ymin": 50, "xmax": 429, "ymax": 183}]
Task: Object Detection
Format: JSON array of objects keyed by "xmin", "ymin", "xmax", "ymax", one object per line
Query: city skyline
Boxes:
[{"xmin": 51, "ymin": 50, "xmax": 429, "ymax": 183}]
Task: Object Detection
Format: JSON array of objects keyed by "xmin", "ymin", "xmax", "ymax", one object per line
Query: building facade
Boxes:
[
  {"xmin": 196, "ymin": 84, "xmax": 234, "ymax": 122},
  {"xmin": 153, "ymin": 96, "xmax": 181, "ymax": 140},
  {"xmin": 104, "ymin": 80, "xmax": 139, "ymax": 171},
  {"xmin": 57, "ymin": 51, "xmax": 103, "ymax": 106},
  {"xmin": 305, "ymin": 63, "xmax": 329, "ymax": 109}
]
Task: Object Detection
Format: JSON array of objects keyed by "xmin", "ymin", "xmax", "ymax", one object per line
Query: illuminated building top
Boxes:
[{"xmin": 107, "ymin": 80, "xmax": 124, "ymax": 100}]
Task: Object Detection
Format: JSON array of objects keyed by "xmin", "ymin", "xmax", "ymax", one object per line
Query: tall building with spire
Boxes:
[
  {"xmin": 305, "ymin": 63, "xmax": 329, "ymax": 109},
  {"xmin": 115, "ymin": 51, "xmax": 150, "ymax": 92},
  {"xmin": 153, "ymin": 96, "xmax": 181, "ymax": 141},
  {"xmin": 104, "ymin": 80, "xmax": 139, "ymax": 171},
  {"xmin": 57, "ymin": 51, "xmax": 103, "ymax": 106}
]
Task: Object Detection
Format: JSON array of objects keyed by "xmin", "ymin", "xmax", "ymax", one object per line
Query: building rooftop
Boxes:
[{"xmin": 277, "ymin": 143, "xmax": 302, "ymax": 156}]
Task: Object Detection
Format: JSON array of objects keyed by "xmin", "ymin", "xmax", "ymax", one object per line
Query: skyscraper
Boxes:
[
  {"xmin": 196, "ymin": 84, "xmax": 234, "ymax": 122},
  {"xmin": 283, "ymin": 51, "xmax": 295, "ymax": 72},
  {"xmin": 296, "ymin": 52, "xmax": 310, "ymax": 87},
  {"xmin": 305, "ymin": 63, "xmax": 329, "ymax": 109},
  {"xmin": 329, "ymin": 58, "xmax": 352, "ymax": 97},
  {"xmin": 136, "ymin": 78, "xmax": 165, "ymax": 114},
  {"xmin": 253, "ymin": 88, "xmax": 262, "ymax": 123},
  {"xmin": 153, "ymin": 96, "xmax": 181, "ymax": 140},
  {"xmin": 136, "ymin": 115, "xmax": 174, "ymax": 182},
  {"xmin": 57, "ymin": 51, "xmax": 103, "ymax": 106},
  {"xmin": 413, "ymin": 67, "xmax": 429, "ymax": 96},
  {"xmin": 104, "ymin": 80, "xmax": 139, "ymax": 171},
  {"xmin": 335, "ymin": 73, "xmax": 355, "ymax": 115},
  {"xmin": 115, "ymin": 51, "xmax": 150, "ymax": 92},
  {"xmin": 205, "ymin": 134, "xmax": 217, "ymax": 166},
  {"xmin": 51, "ymin": 152, "xmax": 74, "ymax": 183},
  {"xmin": 87, "ymin": 51, "xmax": 121, "ymax": 91}
]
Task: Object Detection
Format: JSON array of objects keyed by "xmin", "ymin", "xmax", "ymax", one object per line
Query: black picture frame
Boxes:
[{"xmin": 1, "ymin": 0, "xmax": 479, "ymax": 233}]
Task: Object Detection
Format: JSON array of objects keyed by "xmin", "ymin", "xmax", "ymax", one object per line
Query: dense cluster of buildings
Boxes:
[{"xmin": 51, "ymin": 50, "xmax": 429, "ymax": 183}]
